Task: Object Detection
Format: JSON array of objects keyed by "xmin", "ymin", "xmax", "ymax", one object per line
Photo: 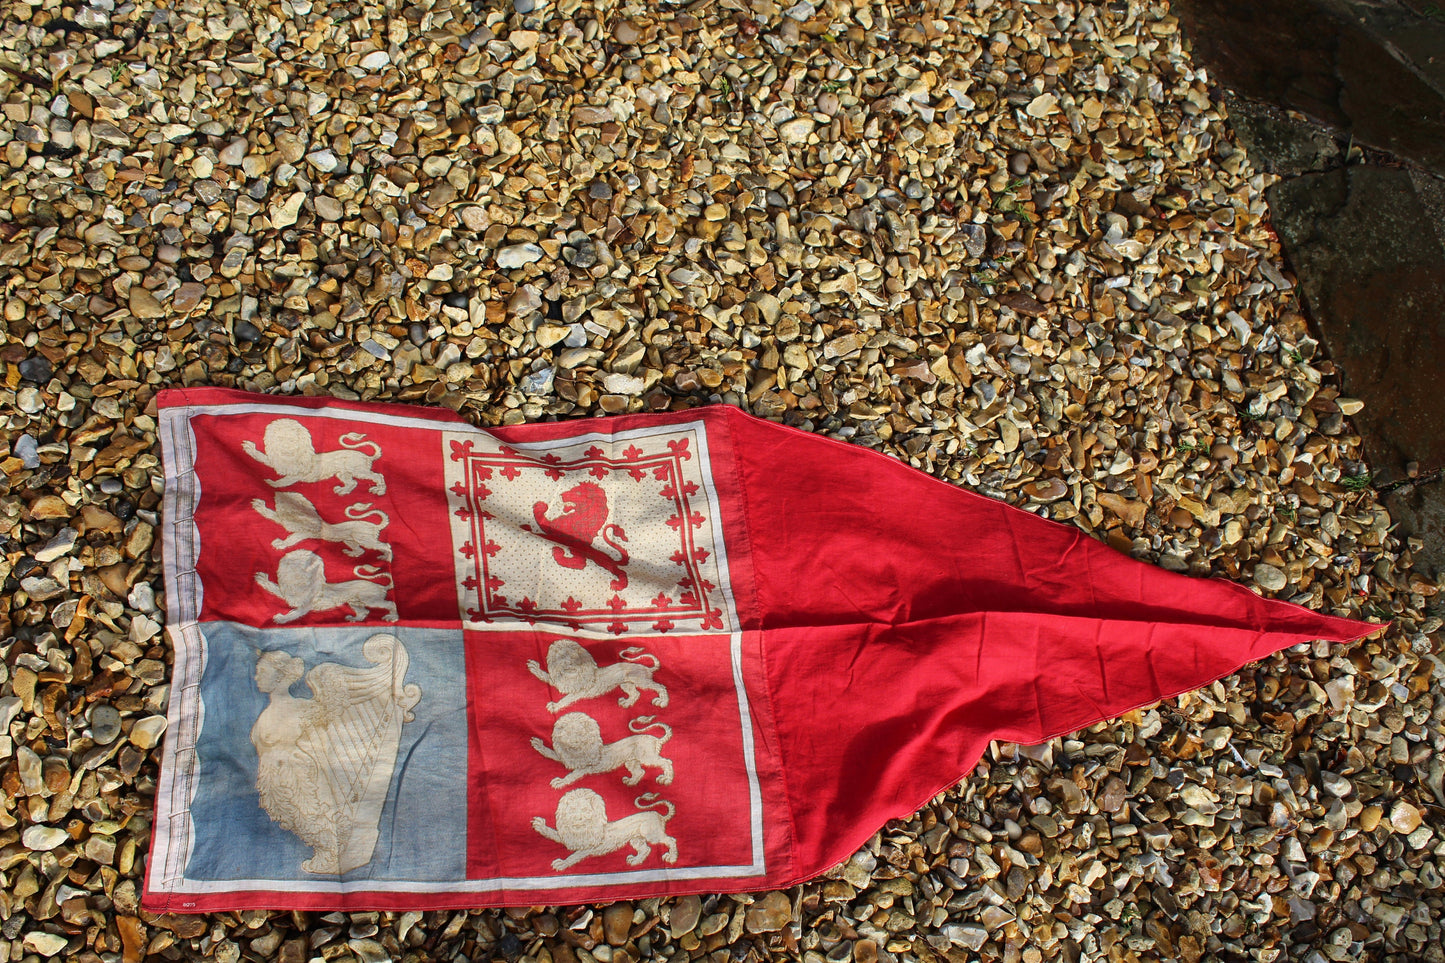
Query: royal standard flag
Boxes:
[{"xmin": 144, "ymin": 388, "xmax": 1376, "ymax": 912}]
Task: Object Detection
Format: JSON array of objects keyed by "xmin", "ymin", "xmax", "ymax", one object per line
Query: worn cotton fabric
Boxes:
[{"xmin": 144, "ymin": 387, "xmax": 1376, "ymax": 911}]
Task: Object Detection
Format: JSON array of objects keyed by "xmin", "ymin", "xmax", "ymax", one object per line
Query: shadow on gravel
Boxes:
[{"xmin": 1175, "ymin": 0, "xmax": 1445, "ymax": 577}]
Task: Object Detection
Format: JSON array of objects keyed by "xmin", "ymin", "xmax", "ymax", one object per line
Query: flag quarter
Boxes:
[
  {"xmin": 443, "ymin": 422, "xmax": 738, "ymax": 636},
  {"xmin": 464, "ymin": 631, "xmax": 765, "ymax": 885}
]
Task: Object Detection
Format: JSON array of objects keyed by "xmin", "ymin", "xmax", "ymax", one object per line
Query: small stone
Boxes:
[
  {"xmin": 1337, "ymin": 398, "xmax": 1364, "ymax": 415},
  {"xmin": 603, "ymin": 903, "xmax": 633, "ymax": 944},
  {"xmin": 172, "ymin": 282, "xmax": 207, "ymax": 312},
  {"xmin": 21, "ymin": 575, "xmax": 65, "ymax": 600},
  {"xmin": 306, "ymin": 149, "xmax": 340, "ymax": 172},
  {"xmin": 315, "ymin": 196, "xmax": 344, "ymax": 221},
  {"xmin": 129, "ymin": 715, "xmax": 169, "ymax": 750},
  {"xmin": 90, "ymin": 704, "xmax": 122, "ymax": 745},
  {"xmin": 19, "ymin": 355, "xmax": 53, "ymax": 382},
  {"xmin": 744, "ymin": 891, "xmax": 792, "ymax": 933},
  {"xmin": 944, "ymin": 923, "xmax": 988, "ymax": 951},
  {"xmin": 218, "ymin": 139, "xmax": 248, "ymax": 165},
  {"xmin": 997, "ymin": 292, "xmax": 1046, "ymax": 317},
  {"xmin": 23, "ymin": 932, "xmax": 70, "ymax": 958},
  {"xmin": 521, "ymin": 367, "xmax": 555, "ymax": 394},
  {"xmin": 117, "ymin": 917, "xmax": 146, "ymax": 963},
  {"xmin": 15, "ymin": 434, "xmax": 40, "ymax": 468},
  {"xmin": 958, "ymin": 223, "xmax": 987, "ymax": 258},
  {"xmin": 1026, "ymin": 92, "xmax": 1058, "ymax": 117},
  {"xmin": 563, "ymin": 242, "xmax": 598, "ymax": 269},
  {"xmin": 23, "ymin": 825, "xmax": 70, "ymax": 851},
  {"xmin": 1359, "ymin": 805, "xmax": 1383, "ymax": 832},
  {"xmin": 589, "ymin": 179, "xmax": 613, "ymax": 200},
  {"xmin": 572, "ymin": 106, "xmax": 614, "ymax": 125},
  {"xmin": 34, "ymin": 528, "xmax": 77, "ymax": 562},
  {"xmin": 536, "ymin": 324, "xmax": 570, "ymax": 348},
  {"xmin": 87, "ymin": 833, "xmax": 118, "ymax": 865},
  {"xmin": 30, "ymin": 495, "xmax": 68, "ymax": 519},
  {"xmin": 1253, "ymin": 563, "xmax": 1288, "ymax": 592},
  {"xmin": 17, "ymin": 745, "xmax": 43, "ymax": 793},
  {"xmin": 779, "ymin": 118, "xmax": 816, "ymax": 144},
  {"xmin": 0, "ymin": 696, "xmax": 20, "ymax": 733},
  {"xmin": 497, "ymin": 243, "xmax": 545, "ymax": 269},
  {"xmin": 360, "ymin": 50, "xmax": 390, "ymax": 70},
  {"xmin": 1390, "ymin": 801, "xmax": 1422, "ymax": 835},
  {"xmin": 1024, "ymin": 478, "xmax": 1069, "ymax": 502},
  {"xmin": 272, "ymin": 192, "xmax": 306, "ymax": 228},
  {"xmin": 129, "ymin": 287, "xmax": 165, "ymax": 319},
  {"xmin": 669, "ymin": 895, "xmax": 702, "ymax": 937},
  {"xmin": 459, "ymin": 207, "xmax": 489, "ymax": 231},
  {"xmin": 1009, "ymin": 151, "xmax": 1031, "ymax": 175},
  {"xmin": 509, "ymin": 286, "xmax": 543, "ymax": 316},
  {"xmin": 842, "ymin": 849, "xmax": 876, "ymax": 888}
]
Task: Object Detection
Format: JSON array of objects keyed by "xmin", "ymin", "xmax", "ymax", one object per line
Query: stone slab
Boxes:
[
  {"xmin": 1175, "ymin": 0, "xmax": 1445, "ymax": 177},
  {"xmin": 1266, "ymin": 164, "xmax": 1445, "ymax": 487}
]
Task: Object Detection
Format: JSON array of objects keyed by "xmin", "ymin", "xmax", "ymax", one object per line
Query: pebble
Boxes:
[
  {"xmin": 129, "ymin": 715, "xmax": 169, "ymax": 750},
  {"xmin": 497, "ymin": 243, "xmax": 545, "ymax": 269},
  {"xmin": 743, "ymin": 892, "xmax": 792, "ymax": 933},
  {"xmin": 23, "ymin": 933, "xmax": 69, "ymax": 958},
  {"xmin": 1253, "ymin": 563, "xmax": 1289, "ymax": 592},
  {"xmin": 173, "ymin": 282, "xmax": 207, "ymax": 312},
  {"xmin": 23, "ymin": 825, "xmax": 70, "ymax": 851},
  {"xmin": 944, "ymin": 924, "xmax": 988, "ymax": 951},
  {"xmin": 34, "ymin": 527, "xmax": 77, "ymax": 562},
  {"xmin": 14, "ymin": 433, "xmax": 40, "ymax": 468},
  {"xmin": 218, "ymin": 138, "xmax": 248, "ymax": 165},
  {"xmin": 603, "ymin": 903, "xmax": 633, "ymax": 945},
  {"xmin": 129, "ymin": 287, "xmax": 165, "ymax": 319},
  {"xmin": 90, "ymin": 704, "xmax": 122, "ymax": 745},
  {"xmin": 778, "ymin": 118, "xmax": 816, "ymax": 144},
  {"xmin": 1390, "ymin": 801, "xmax": 1423, "ymax": 834},
  {"xmin": 271, "ymin": 192, "xmax": 306, "ymax": 228},
  {"xmin": 19, "ymin": 355, "xmax": 52, "ymax": 382},
  {"xmin": 669, "ymin": 895, "xmax": 702, "ymax": 937},
  {"xmin": 306, "ymin": 150, "xmax": 340, "ymax": 173}
]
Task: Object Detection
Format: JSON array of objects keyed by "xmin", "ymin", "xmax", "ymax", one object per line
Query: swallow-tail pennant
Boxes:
[{"xmin": 144, "ymin": 388, "xmax": 1375, "ymax": 912}]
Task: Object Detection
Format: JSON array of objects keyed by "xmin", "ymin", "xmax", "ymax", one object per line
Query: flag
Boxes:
[{"xmin": 143, "ymin": 387, "xmax": 1377, "ymax": 912}]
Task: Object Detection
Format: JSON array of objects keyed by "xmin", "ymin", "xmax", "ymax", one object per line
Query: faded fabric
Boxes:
[{"xmin": 144, "ymin": 387, "xmax": 1377, "ymax": 912}]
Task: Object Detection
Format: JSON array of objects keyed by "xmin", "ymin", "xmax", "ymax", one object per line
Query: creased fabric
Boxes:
[{"xmin": 144, "ymin": 387, "xmax": 1377, "ymax": 912}]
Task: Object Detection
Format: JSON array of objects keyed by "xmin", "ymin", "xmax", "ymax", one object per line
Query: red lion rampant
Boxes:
[{"xmin": 523, "ymin": 482, "xmax": 630, "ymax": 590}]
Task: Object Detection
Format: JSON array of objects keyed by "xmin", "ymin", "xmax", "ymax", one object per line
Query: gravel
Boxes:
[{"xmin": 0, "ymin": 0, "xmax": 1441, "ymax": 960}]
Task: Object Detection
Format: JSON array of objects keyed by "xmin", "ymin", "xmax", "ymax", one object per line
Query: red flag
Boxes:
[{"xmin": 144, "ymin": 387, "xmax": 1376, "ymax": 912}]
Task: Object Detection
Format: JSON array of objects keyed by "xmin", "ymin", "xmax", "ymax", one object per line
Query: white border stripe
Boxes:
[
  {"xmin": 150, "ymin": 407, "xmax": 208, "ymax": 896},
  {"xmin": 732, "ymin": 631, "xmax": 765, "ymax": 869}
]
